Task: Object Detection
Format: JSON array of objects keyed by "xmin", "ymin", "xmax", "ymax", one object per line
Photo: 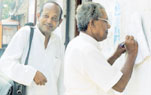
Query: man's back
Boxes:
[{"xmin": 64, "ymin": 32, "xmax": 122, "ymax": 95}]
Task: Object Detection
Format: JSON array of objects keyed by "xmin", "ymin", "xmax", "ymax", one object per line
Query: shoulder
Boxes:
[
  {"xmin": 9, "ymin": 26, "xmax": 33, "ymax": 45},
  {"xmin": 15, "ymin": 26, "xmax": 31, "ymax": 37},
  {"xmin": 18, "ymin": 26, "xmax": 31, "ymax": 32},
  {"xmin": 67, "ymin": 36, "xmax": 96, "ymax": 51},
  {"xmin": 65, "ymin": 37, "xmax": 100, "ymax": 61}
]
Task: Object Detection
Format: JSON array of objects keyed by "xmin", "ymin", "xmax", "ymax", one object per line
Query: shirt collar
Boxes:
[
  {"xmin": 79, "ymin": 32, "xmax": 100, "ymax": 48},
  {"xmin": 35, "ymin": 25, "xmax": 45, "ymax": 40},
  {"xmin": 35, "ymin": 25, "xmax": 56, "ymax": 44}
]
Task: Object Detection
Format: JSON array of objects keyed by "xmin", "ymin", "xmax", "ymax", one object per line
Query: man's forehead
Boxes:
[
  {"xmin": 100, "ymin": 9, "xmax": 108, "ymax": 19},
  {"xmin": 43, "ymin": 3, "xmax": 60, "ymax": 11}
]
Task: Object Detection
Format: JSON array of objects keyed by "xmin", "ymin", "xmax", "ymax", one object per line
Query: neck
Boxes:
[
  {"xmin": 44, "ymin": 35, "xmax": 50, "ymax": 49},
  {"xmin": 85, "ymin": 30, "xmax": 93, "ymax": 38},
  {"xmin": 38, "ymin": 25, "xmax": 51, "ymax": 49},
  {"xmin": 37, "ymin": 23, "xmax": 51, "ymax": 37},
  {"xmin": 85, "ymin": 29, "xmax": 98, "ymax": 41},
  {"xmin": 42, "ymin": 32, "xmax": 51, "ymax": 38}
]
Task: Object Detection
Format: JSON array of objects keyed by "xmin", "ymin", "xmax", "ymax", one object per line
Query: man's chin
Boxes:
[
  {"xmin": 47, "ymin": 27, "xmax": 55, "ymax": 31},
  {"xmin": 101, "ymin": 36, "xmax": 107, "ymax": 41},
  {"xmin": 45, "ymin": 28, "xmax": 53, "ymax": 32}
]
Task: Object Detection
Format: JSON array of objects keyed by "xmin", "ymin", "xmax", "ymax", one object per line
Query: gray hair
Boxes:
[{"xmin": 76, "ymin": 2, "xmax": 104, "ymax": 32}]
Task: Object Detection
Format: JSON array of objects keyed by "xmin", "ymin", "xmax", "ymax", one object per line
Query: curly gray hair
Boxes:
[{"xmin": 76, "ymin": 2, "xmax": 104, "ymax": 32}]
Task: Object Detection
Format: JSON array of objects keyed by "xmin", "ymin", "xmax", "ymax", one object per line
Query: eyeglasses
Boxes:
[{"xmin": 98, "ymin": 18, "xmax": 111, "ymax": 25}]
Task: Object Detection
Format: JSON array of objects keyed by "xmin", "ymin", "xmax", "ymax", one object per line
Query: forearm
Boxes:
[
  {"xmin": 107, "ymin": 53, "xmax": 120, "ymax": 65},
  {"xmin": 112, "ymin": 54, "xmax": 136, "ymax": 92},
  {"xmin": 1, "ymin": 61, "xmax": 37, "ymax": 86}
]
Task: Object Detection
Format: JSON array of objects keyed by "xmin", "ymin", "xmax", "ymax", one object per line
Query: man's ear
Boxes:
[
  {"xmin": 89, "ymin": 19, "xmax": 95, "ymax": 28},
  {"xmin": 58, "ymin": 19, "xmax": 63, "ymax": 26},
  {"xmin": 87, "ymin": 19, "xmax": 93, "ymax": 31},
  {"xmin": 37, "ymin": 13, "xmax": 40, "ymax": 20},
  {"xmin": 89, "ymin": 19, "xmax": 94, "ymax": 26}
]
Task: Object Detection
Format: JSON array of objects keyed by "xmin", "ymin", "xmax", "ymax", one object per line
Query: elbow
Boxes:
[
  {"xmin": 113, "ymin": 85, "xmax": 126, "ymax": 92},
  {"xmin": 112, "ymin": 73, "xmax": 132, "ymax": 92},
  {"xmin": 117, "ymin": 88, "xmax": 125, "ymax": 92}
]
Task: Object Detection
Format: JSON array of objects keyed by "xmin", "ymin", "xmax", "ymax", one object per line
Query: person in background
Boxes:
[{"xmin": 0, "ymin": 1, "xmax": 64, "ymax": 95}]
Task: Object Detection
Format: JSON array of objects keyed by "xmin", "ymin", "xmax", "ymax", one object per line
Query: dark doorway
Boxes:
[{"xmin": 75, "ymin": 0, "xmax": 82, "ymax": 37}]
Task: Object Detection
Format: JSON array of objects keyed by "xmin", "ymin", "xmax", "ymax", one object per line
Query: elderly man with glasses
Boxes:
[{"xmin": 64, "ymin": 2, "xmax": 138, "ymax": 95}]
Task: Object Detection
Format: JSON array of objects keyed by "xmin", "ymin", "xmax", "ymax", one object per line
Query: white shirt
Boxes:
[
  {"xmin": 64, "ymin": 32, "xmax": 123, "ymax": 95},
  {"xmin": 0, "ymin": 25, "xmax": 64, "ymax": 95}
]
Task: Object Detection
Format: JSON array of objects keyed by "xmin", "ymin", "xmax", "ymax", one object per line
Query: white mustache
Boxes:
[{"xmin": 46, "ymin": 24, "xmax": 53, "ymax": 27}]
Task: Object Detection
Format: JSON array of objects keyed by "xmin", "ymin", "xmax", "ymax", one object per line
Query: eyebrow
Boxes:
[
  {"xmin": 52, "ymin": 15, "xmax": 57, "ymax": 17},
  {"xmin": 42, "ymin": 11, "xmax": 51, "ymax": 14}
]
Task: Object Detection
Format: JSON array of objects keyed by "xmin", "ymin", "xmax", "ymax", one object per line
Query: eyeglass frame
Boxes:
[{"xmin": 97, "ymin": 18, "xmax": 111, "ymax": 25}]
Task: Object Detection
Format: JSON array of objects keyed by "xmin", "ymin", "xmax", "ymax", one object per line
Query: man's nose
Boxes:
[
  {"xmin": 107, "ymin": 23, "xmax": 111, "ymax": 29},
  {"xmin": 47, "ymin": 18, "xmax": 52, "ymax": 23}
]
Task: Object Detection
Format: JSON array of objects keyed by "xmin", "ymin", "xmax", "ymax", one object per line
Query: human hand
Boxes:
[
  {"xmin": 107, "ymin": 42, "xmax": 126, "ymax": 65},
  {"xmin": 114, "ymin": 42, "xmax": 126, "ymax": 58},
  {"xmin": 125, "ymin": 35, "xmax": 138, "ymax": 57},
  {"xmin": 33, "ymin": 71, "xmax": 47, "ymax": 85}
]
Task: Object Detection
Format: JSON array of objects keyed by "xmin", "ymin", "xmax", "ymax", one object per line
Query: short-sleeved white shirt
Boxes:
[{"xmin": 64, "ymin": 32, "xmax": 123, "ymax": 95}]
